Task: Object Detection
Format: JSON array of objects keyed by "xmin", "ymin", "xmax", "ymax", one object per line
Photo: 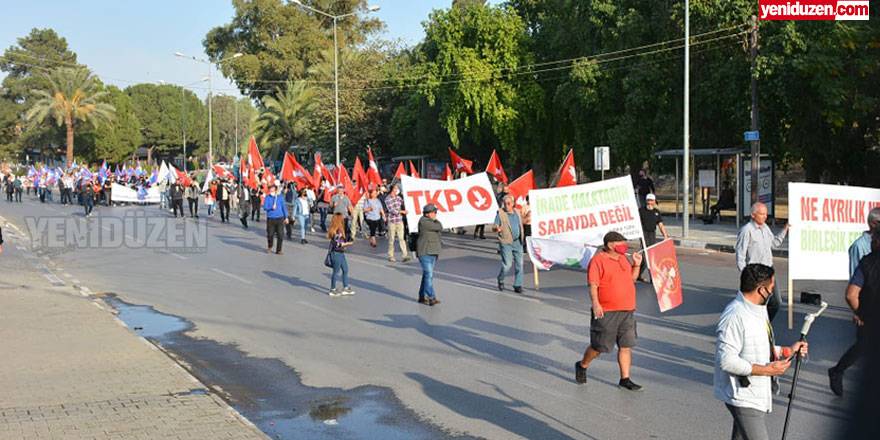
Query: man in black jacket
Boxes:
[
  {"xmin": 170, "ymin": 182, "xmax": 185, "ymax": 218},
  {"xmin": 829, "ymin": 231, "xmax": 880, "ymax": 396}
]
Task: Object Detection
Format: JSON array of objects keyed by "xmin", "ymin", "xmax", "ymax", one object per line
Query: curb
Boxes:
[{"xmin": 673, "ymin": 238, "xmax": 788, "ymax": 258}]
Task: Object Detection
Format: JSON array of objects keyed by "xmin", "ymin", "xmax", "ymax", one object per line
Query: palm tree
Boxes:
[
  {"xmin": 252, "ymin": 81, "xmax": 317, "ymax": 157},
  {"xmin": 25, "ymin": 67, "xmax": 115, "ymax": 165}
]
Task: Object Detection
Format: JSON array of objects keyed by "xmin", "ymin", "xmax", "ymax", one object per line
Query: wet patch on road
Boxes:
[{"xmin": 102, "ymin": 295, "xmax": 477, "ymax": 440}]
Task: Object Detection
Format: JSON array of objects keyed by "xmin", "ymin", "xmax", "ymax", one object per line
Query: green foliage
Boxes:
[
  {"xmin": 91, "ymin": 86, "xmax": 142, "ymax": 163},
  {"xmin": 25, "ymin": 66, "xmax": 116, "ymax": 164},
  {"xmin": 125, "ymin": 83, "xmax": 206, "ymax": 157},
  {"xmin": 211, "ymin": 95, "xmax": 256, "ymax": 161},
  {"xmin": 0, "ymin": 28, "xmax": 81, "ymax": 159},
  {"xmin": 417, "ymin": 4, "xmax": 539, "ymax": 158},
  {"xmin": 252, "ymin": 81, "xmax": 317, "ymax": 159},
  {"xmin": 204, "ymin": 0, "xmax": 381, "ymax": 101}
]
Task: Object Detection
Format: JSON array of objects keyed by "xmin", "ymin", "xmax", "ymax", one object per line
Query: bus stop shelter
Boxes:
[{"xmin": 654, "ymin": 147, "xmax": 747, "ymax": 228}]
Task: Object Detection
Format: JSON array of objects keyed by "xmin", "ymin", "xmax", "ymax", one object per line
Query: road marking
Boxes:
[
  {"xmin": 44, "ymin": 274, "xmax": 65, "ymax": 286},
  {"xmin": 296, "ymin": 301, "xmax": 371, "ymax": 328},
  {"xmin": 346, "ymin": 254, "xmax": 541, "ymax": 304},
  {"xmin": 210, "ymin": 268, "xmax": 253, "ymax": 285},
  {"xmin": 159, "ymin": 250, "xmax": 188, "ymax": 260}
]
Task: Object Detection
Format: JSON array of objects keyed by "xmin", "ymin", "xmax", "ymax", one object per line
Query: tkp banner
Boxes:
[
  {"xmin": 529, "ymin": 175, "xmax": 643, "ymax": 245},
  {"xmin": 788, "ymin": 182, "xmax": 880, "ymax": 280},
  {"xmin": 401, "ymin": 172, "xmax": 499, "ymax": 232}
]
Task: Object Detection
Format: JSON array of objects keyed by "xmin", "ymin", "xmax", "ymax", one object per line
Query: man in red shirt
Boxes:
[{"xmin": 575, "ymin": 231, "xmax": 644, "ymax": 391}]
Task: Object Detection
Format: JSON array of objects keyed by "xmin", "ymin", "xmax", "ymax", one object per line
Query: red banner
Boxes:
[{"xmin": 646, "ymin": 239, "xmax": 683, "ymax": 312}]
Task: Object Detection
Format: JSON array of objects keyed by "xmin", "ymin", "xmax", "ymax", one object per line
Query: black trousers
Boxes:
[
  {"xmin": 219, "ymin": 199, "xmax": 230, "ymax": 222},
  {"xmin": 833, "ymin": 324, "xmax": 867, "ymax": 373},
  {"xmin": 640, "ymin": 232, "xmax": 657, "ymax": 280},
  {"xmin": 5, "ymin": 191, "xmax": 11, "ymax": 202},
  {"xmin": 172, "ymin": 199, "xmax": 184, "ymax": 217},
  {"xmin": 266, "ymin": 218, "xmax": 284, "ymax": 252},
  {"xmin": 474, "ymin": 224, "xmax": 485, "ymax": 238},
  {"xmin": 251, "ymin": 202, "xmax": 261, "ymax": 221},
  {"xmin": 187, "ymin": 198, "xmax": 198, "ymax": 217},
  {"xmin": 14, "ymin": 189, "xmax": 21, "ymax": 202}
]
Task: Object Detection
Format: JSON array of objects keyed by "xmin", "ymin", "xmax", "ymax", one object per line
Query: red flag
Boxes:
[
  {"xmin": 485, "ymin": 149, "xmax": 508, "ymax": 184},
  {"xmin": 213, "ymin": 164, "xmax": 235, "ymax": 181},
  {"xmin": 507, "ymin": 170, "xmax": 535, "ymax": 208},
  {"xmin": 394, "ymin": 162, "xmax": 407, "ymax": 179},
  {"xmin": 281, "ymin": 153, "xmax": 314, "ymax": 188},
  {"xmin": 408, "ymin": 161, "xmax": 420, "ymax": 178},
  {"xmin": 353, "ymin": 157, "xmax": 369, "ymax": 190},
  {"xmin": 336, "ymin": 165, "xmax": 363, "ymax": 204},
  {"xmin": 647, "ymin": 239, "xmax": 683, "ymax": 312},
  {"xmin": 176, "ymin": 169, "xmax": 192, "ymax": 187},
  {"xmin": 261, "ymin": 168, "xmax": 277, "ymax": 194},
  {"xmin": 441, "ymin": 164, "xmax": 453, "ymax": 181},
  {"xmin": 555, "ymin": 149, "xmax": 577, "ymax": 187},
  {"xmin": 366, "ymin": 148, "xmax": 382, "ymax": 186},
  {"xmin": 448, "ymin": 148, "xmax": 474, "ymax": 174},
  {"xmin": 247, "ymin": 137, "xmax": 265, "ymax": 171}
]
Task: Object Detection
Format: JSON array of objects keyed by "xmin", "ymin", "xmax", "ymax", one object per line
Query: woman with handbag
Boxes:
[{"xmin": 326, "ymin": 213, "xmax": 355, "ymax": 297}]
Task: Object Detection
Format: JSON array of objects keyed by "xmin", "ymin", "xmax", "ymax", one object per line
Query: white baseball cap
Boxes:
[{"xmin": 645, "ymin": 194, "xmax": 656, "ymax": 201}]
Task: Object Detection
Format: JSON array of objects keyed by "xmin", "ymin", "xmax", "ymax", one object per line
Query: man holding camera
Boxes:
[{"xmin": 715, "ymin": 264, "xmax": 808, "ymax": 440}]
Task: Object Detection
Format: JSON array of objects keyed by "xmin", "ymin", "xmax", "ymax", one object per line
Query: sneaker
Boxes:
[
  {"xmin": 575, "ymin": 361, "xmax": 587, "ymax": 384},
  {"xmin": 618, "ymin": 378, "xmax": 643, "ymax": 391},
  {"xmin": 497, "ymin": 282, "xmax": 504, "ymax": 292},
  {"xmin": 418, "ymin": 298, "xmax": 428, "ymax": 304},
  {"xmin": 301, "ymin": 239, "xmax": 308, "ymax": 244},
  {"xmin": 328, "ymin": 289, "xmax": 342, "ymax": 297},
  {"xmin": 514, "ymin": 286, "xmax": 523, "ymax": 293},
  {"xmin": 428, "ymin": 298, "xmax": 441, "ymax": 306},
  {"xmin": 276, "ymin": 251, "xmax": 284, "ymax": 255},
  {"xmin": 402, "ymin": 256, "xmax": 412, "ymax": 263},
  {"xmin": 388, "ymin": 257, "xmax": 397, "ymax": 262},
  {"xmin": 828, "ymin": 367, "xmax": 844, "ymax": 397},
  {"xmin": 341, "ymin": 287, "xmax": 355, "ymax": 296}
]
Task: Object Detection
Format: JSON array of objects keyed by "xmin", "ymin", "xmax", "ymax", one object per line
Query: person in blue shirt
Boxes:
[
  {"xmin": 848, "ymin": 207, "xmax": 880, "ymax": 277},
  {"xmin": 263, "ymin": 183, "xmax": 289, "ymax": 255}
]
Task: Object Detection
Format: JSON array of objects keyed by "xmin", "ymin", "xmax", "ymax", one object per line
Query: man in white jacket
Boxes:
[{"xmin": 714, "ymin": 264, "xmax": 808, "ymax": 440}]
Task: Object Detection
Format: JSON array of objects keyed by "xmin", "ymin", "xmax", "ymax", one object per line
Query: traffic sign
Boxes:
[
  {"xmin": 744, "ymin": 131, "xmax": 760, "ymax": 142},
  {"xmin": 594, "ymin": 146, "xmax": 610, "ymax": 171}
]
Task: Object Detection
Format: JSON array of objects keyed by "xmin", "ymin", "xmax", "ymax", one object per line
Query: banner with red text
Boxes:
[
  {"xmin": 529, "ymin": 176, "xmax": 643, "ymax": 245},
  {"xmin": 789, "ymin": 182, "xmax": 880, "ymax": 280},
  {"xmin": 401, "ymin": 173, "xmax": 499, "ymax": 232}
]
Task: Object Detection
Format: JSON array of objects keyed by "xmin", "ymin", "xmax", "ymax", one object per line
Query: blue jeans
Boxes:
[
  {"xmin": 330, "ymin": 251, "xmax": 349, "ymax": 290},
  {"xmin": 418, "ymin": 255, "xmax": 437, "ymax": 300},
  {"xmin": 318, "ymin": 207, "xmax": 328, "ymax": 231},
  {"xmin": 296, "ymin": 215, "xmax": 308, "ymax": 239},
  {"xmin": 498, "ymin": 242, "xmax": 524, "ymax": 287},
  {"xmin": 207, "ymin": 203, "xmax": 215, "ymax": 216}
]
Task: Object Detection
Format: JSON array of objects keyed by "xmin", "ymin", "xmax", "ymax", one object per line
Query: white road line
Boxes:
[
  {"xmin": 210, "ymin": 268, "xmax": 253, "ymax": 285},
  {"xmin": 296, "ymin": 301, "xmax": 371, "ymax": 328},
  {"xmin": 347, "ymin": 254, "xmax": 541, "ymax": 304}
]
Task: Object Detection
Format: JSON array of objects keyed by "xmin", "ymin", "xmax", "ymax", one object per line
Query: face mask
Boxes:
[
  {"xmin": 613, "ymin": 243, "xmax": 629, "ymax": 255},
  {"xmin": 757, "ymin": 287, "xmax": 771, "ymax": 305}
]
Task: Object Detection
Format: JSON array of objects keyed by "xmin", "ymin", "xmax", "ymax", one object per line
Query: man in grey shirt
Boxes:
[
  {"xmin": 735, "ymin": 202, "xmax": 789, "ymax": 322},
  {"xmin": 330, "ymin": 184, "xmax": 353, "ymax": 218}
]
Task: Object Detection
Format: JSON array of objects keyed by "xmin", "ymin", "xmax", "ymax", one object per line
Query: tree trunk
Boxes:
[
  {"xmin": 147, "ymin": 146, "xmax": 153, "ymax": 164},
  {"xmin": 65, "ymin": 114, "xmax": 74, "ymax": 166}
]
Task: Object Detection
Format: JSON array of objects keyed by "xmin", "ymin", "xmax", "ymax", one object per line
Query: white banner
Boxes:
[
  {"xmin": 529, "ymin": 175, "xmax": 643, "ymax": 245},
  {"xmin": 111, "ymin": 183, "xmax": 160, "ymax": 204},
  {"xmin": 527, "ymin": 236, "xmax": 598, "ymax": 270},
  {"xmin": 789, "ymin": 182, "xmax": 880, "ymax": 280},
  {"xmin": 401, "ymin": 173, "xmax": 499, "ymax": 232}
]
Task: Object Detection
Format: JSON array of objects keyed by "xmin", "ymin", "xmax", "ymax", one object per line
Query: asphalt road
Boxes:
[{"xmin": 0, "ymin": 198, "xmax": 858, "ymax": 439}]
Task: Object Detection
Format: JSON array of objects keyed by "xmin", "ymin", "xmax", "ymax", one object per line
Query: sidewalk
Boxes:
[
  {"xmin": 0, "ymin": 227, "xmax": 267, "ymax": 439},
  {"xmin": 660, "ymin": 216, "xmax": 789, "ymax": 257}
]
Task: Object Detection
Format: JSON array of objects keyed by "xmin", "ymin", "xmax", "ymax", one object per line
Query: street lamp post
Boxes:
[
  {"xmin": 174, "ymin": 51, "xmax": 242, "ymax": 168},
  {"xmin": 290, "ymin": 0, "xmax": 380, "ymax": 166}
]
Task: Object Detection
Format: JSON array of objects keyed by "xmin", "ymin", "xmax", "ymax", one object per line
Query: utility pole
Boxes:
[
  {"xmin": 683, "ymin": 0, "xmax": 690, "ymax": 237},
  {"xmin": 749, "ymin": 15, "xmax": 760, "ymax": 205}
]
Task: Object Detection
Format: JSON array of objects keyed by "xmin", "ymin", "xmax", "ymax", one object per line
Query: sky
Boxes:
[{"xmin": 0, "ymin": 0, "xmax": 501, "ymax": 98}]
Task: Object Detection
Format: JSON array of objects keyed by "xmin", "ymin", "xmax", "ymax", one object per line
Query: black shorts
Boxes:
[{"xmin": 590, "ymin": 310, "xmax": 637, "ymax": 353}]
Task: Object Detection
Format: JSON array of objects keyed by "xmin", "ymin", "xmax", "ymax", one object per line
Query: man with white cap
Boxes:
[{"xmin": 638, "ymin": 193, "xmax": 669, "ymax": 282}]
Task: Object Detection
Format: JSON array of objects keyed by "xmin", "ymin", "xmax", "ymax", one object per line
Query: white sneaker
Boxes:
[
  {"xmin": 328, "ymin": 289, "xmax": 342, "ymax": 297},
  {"xmin": 341, "ymin": 287, "xmax": 355, "ymax": 296}
]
